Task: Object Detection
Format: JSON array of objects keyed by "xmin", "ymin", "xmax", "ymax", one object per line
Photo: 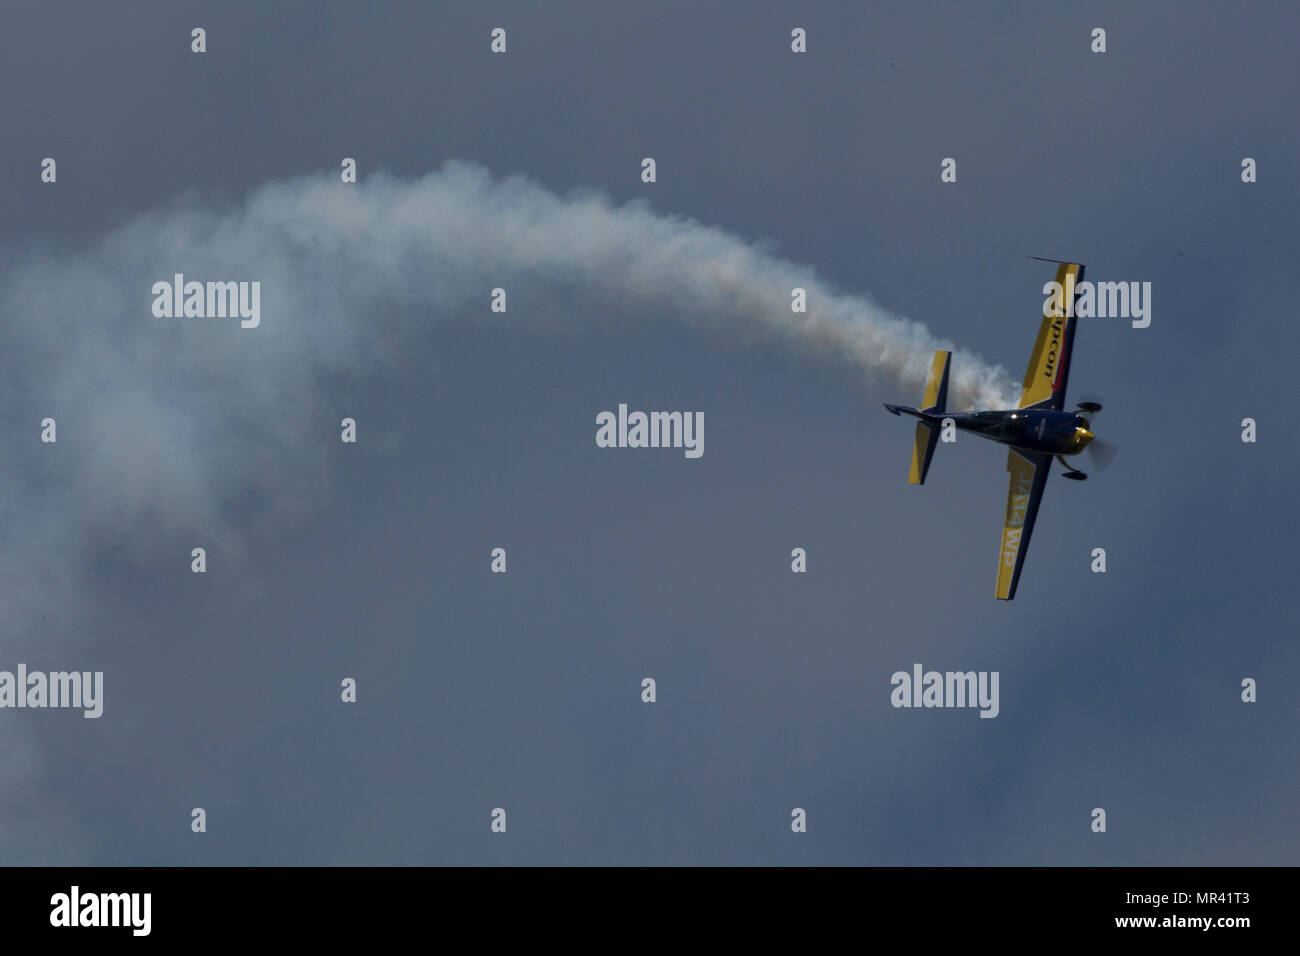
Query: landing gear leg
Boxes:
[{"xmin": 1057, "ymin": 455, "xmax": 1087, "ymax": 481}]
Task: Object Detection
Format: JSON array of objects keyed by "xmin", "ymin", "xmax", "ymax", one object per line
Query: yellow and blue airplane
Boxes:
[{"xmin": 884, "ymin": 261, "xmax": 1111, "ymax": 600}]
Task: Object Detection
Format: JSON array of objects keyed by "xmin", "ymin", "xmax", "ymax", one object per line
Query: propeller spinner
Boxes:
[{"xmin": 1073, "ymin": 395, "xmax": 1115, "ymax": 472}]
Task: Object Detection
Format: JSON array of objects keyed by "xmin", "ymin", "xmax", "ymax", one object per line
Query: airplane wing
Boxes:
[
  {"xmin": 995, "ymin": 448, "xmax": 1051, "ymax": 600},
  {"xmin": 995, "ymin": 260, "xmax": 1083, "ymax": 597},
  {"xmin": 1018, "ymin": 261, "xmax": 1085, "ymax": 410}
]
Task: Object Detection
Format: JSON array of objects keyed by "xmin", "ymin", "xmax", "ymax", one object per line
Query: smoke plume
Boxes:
[{"xmin": 0, "ymin": 162, "xmax": 1017, "ymax": 858}]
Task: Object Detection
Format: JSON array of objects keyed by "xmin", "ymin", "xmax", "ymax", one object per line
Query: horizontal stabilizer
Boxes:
[
  {"xmin": 920, "ymin": 350, "xmax": 951, "ymax": 415},
  {"xmin": 907, "ymin": 350, "xmax": 950, "ymax": 484},
  {"xmin": 909, "ymin": 420, "xmax": 942, "ymax": 485}
]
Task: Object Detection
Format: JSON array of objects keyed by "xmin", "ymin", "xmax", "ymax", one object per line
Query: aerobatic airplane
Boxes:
[{"xmin": 883, "ymin": 261, "xmax": 1112, "ymax": 600}]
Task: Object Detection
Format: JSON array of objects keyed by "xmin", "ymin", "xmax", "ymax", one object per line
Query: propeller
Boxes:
[
  {"xmin": 1074, "ymin": 394, "xmax": 1115, "ymax": 471},
  {"xmin": 1074, "ymin": 393, "xmax": 1104, "ymax": 418},
  {"xmin": 1085, "ymin": 437, "xmax": 1117, "ymax": 472}
]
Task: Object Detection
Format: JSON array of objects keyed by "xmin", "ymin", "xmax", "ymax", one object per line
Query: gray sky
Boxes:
[{"xmin": 1, "ymin": 0, "xmax": 1296, "ymax": 864}]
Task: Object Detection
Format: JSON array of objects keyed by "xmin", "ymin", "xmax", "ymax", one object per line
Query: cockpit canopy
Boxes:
[{"xmin": 968, "ymin": 411, "xmax": 1029, "ymax": 442}]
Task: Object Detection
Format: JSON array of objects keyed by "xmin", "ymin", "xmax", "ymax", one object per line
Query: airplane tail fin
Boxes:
[{"xmin": 907, "ymin": 350, "xmax": 950, "ymax": 485}]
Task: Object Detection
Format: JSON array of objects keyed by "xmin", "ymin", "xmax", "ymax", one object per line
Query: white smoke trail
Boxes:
[
  {"xmin": 5, "ymin": 161, "xmax": 1020, "ymax": 600},
  {"xmin": 0, "ymin": 162, "xmax": 1017, "ymax": 859}
]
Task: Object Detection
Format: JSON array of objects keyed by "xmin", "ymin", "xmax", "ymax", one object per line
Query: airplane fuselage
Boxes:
[
  {"xmin": 954, "ymin": 409, "xmax": 1093, "ymax": 456},
  {"xmin": 885, "ymin": 406, "xmax": 1094, "ymax": 457}
]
